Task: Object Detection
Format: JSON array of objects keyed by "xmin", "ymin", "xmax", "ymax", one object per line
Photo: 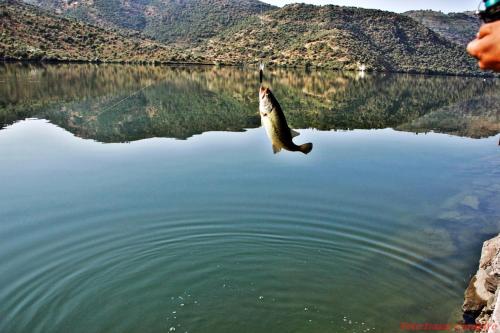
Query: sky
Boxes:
[{"xmin": 262, "ymin": 0, "xmax": 479, "ymax": 13}]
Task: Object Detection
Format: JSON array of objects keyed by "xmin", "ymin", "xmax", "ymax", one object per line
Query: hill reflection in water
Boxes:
[{"xmin": 1, "ymin": 63, "xmax": 499, "ymax": 142}]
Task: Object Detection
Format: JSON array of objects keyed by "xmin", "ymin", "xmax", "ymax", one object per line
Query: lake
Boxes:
[{"xmin": 0, "ymin": 64, "xmax": 499, "ymax": 333}]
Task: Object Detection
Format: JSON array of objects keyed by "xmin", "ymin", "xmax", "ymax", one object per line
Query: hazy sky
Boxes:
[{"xmin": 262, "ymin": 0, "xmax": 479, "ymax": 13}]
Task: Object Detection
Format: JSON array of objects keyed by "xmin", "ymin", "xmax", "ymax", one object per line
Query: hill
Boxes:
[
  {"xmin": 23, "ymin": 0, "xmax": 275, "ymax": 44},
  {"xmin": 404, "ymin": 10, "xmax": 480, "ymax": 46},
  {"xmin": 0, "ymin": 1, "xmax": 193, "ymax": 63},
  {"xmin": 195, "ymin": 4, "xmax": 478, "ymax": 75},
  {"xmin": 5, "ymin": 1, "xmax": 484, "ymax": 75}
]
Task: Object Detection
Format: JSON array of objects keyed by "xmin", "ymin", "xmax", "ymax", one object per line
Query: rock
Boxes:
[
  {"xmin": 439, "ymin": 210, "xmax": 463, "ymax": 220},
  {"xmin": 487, "ymin": 292, "xmax": 500, "ymax": 333},
  {"xmin": 461, "ymin": 195, "xmax": 480, "ymax": 210},
  {"xmin": 418, "ymin": 227, "xmax": 457, "ymax": 258},
  {"xmin": 464, "ymin": 276, "xmax": 488, "ymax": 314},
  {"xmin": 463, "ymin": 234, "xmax": 500, "ymax": 332}
]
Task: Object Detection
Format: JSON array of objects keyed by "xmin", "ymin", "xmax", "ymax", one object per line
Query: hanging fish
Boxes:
[{"xmin": 259, "ymin": 85, "xmax": 313, "ymax": 155}]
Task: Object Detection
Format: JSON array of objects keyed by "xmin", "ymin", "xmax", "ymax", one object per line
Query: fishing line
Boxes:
[
  {"xmin": 259, "ymin": 3, "xmax": 266, "ymax": 85},
  {"xmin": 99, "ymin": 81, "xmax": 154, "ymax": 114},
  {"xmin": 259, "ymin": 62, "xmax": 265, "ymax": 84}
]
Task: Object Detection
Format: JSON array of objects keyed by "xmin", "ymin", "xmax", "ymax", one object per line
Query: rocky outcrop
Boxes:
[{"xmin": 463, "ymin": 234, "xmax": 500, "ymax": 332}]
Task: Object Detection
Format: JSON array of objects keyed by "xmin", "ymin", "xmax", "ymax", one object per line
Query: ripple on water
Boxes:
[{"xmin": 0, "ymin": 197, "xmax": 464, "ymax": 332}]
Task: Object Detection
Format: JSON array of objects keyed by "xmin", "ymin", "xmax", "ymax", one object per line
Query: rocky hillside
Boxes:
[
  {"xmin": 23, "ymin": 0, "xmax": 275, "ymax": 44},
  {"xmin": 404, "ymin": 10, "xmax": 480, "ymax": 46},
  {"xmin": 5, "ymin": 1, "xmax": 484, "ymax": 74},
  {"xmin": 0, "ymin": 1, "xmax": 194, "ymax": 63},
  {"xmin": 196, "ymin": 4, "xmax": 478, "ymax": 75}
]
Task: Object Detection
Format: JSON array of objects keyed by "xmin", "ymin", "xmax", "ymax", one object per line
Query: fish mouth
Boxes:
[{"xmin": 259, "ymin": 85, "xmax": 268, "ymax": 99}]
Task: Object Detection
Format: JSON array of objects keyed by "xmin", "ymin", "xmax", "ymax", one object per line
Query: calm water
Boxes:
[{"xmin": 0, "ymin": 64, "xmax": 499, "ymax": 333}]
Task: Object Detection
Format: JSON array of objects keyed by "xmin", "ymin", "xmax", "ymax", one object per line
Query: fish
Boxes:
[{"xmin": 259, "ymin": 85, "xmax": 313, "ymax": 155}]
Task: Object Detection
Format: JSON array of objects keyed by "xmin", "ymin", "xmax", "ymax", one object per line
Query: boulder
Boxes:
[{"xmin": 463, "ymin": 234, "xmax": 500, "ymax": 332}]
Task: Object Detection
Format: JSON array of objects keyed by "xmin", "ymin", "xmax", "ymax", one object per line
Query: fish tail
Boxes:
[{"xmin": 298, "ymin": 143, "xmax": 313, "ymax": 155}]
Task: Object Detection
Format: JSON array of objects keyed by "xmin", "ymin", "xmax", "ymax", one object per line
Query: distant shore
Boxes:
[{"xmin": 1, "ymin": 59, "xmax": 496, "ymax": 78}]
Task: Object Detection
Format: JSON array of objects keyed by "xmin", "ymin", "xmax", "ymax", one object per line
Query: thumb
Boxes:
[{"xmin": 478, "ymin": 23, "xmax": 493, "ymax": 39}]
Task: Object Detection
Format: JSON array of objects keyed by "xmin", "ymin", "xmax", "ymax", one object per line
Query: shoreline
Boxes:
[{"xmin": 0, "ymin": 59, "xmax": 496, "ymax": 78}]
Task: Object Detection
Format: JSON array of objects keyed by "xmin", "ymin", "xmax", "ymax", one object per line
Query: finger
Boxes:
[
  {"xmin": 467, "ymin": 39, "xmax": 481, "ymax": 58},
  {"xmin": 468, "ymin": 34, "xmax": 495, "ymax": 58},
  {"xmin": 478, "ymin": 54, "xmax": 500, "ymax": 70},
  {"xmin": 492, "ymin": 63, "xmax": 500, "ymax": 71},
  {"xmin": 478, "ymin": 23, "xmax": 493, "ymax": 39},
  {"xmin": 477, "ymin": 61, "xmax": 500, "ymax": 71}
]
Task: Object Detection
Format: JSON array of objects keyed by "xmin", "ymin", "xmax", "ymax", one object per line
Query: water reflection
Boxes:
[
  {"xmin": 0, "ymin": 63, "xmax": 499, "ymax": 142},
  {"xmin": 1, "ymin": 63, "xmax": 500, "ymax": 333},
  {"xmin": 259, "ymin": 85, "xmax": 313, "ymax": 154}
]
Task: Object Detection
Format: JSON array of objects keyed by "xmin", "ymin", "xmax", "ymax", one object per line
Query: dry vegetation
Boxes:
[
  {"xmin": 1, "ymin": 0, "xmax": 484, "ymax": 75},
  {"xmin": 0, "ymin": 1, "xmax": 196, "ymax": 63},
  {"xmin": 195, "ymin": 4, "xmax": 479, "ymax": 75}
]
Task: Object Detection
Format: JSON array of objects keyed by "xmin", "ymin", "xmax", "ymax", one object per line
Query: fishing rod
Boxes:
[
  {"xmin": 259, "ymin": 62, "xmax": 264, "ymax": 84},
  {"xmin": 477, "ymin": 0, "xmax": 500, "ymax": 22}
]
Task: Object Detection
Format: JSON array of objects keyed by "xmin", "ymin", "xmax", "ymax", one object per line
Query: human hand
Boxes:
[{"xmin": 467, "ymin": 20, "xmax": 500, "ymax": 72}]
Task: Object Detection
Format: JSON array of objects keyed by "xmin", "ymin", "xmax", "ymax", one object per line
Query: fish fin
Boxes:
[
  {"xmin": 290, "ymin": 129, "xmax": 300, "ymax": 138},
  {"xmin": 298, "ymin": 143, "xmax": 313, "ymax": 155},
  {"xmin": 272, "ymin": 144, "xmax": 282, "ymax": 154}
]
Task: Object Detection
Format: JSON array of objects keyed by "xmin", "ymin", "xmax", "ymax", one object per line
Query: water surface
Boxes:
[{"xmin": 0, "ymin": 64, "xmax": 499, "ymax": 333}]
